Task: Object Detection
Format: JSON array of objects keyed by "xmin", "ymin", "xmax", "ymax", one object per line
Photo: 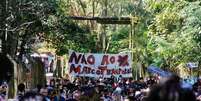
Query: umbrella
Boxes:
[
  {"xmin": 147, "ymin": 65, "xmax": 172, "ymax": 77},
  {"xmin": 181, "ymin": 80, "xmax": 192, "ymax": 90}
]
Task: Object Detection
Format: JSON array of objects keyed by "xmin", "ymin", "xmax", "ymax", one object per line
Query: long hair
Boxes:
[{"xmin": 145, "ymin": 75, "xmax": 196, "ymax": 101}]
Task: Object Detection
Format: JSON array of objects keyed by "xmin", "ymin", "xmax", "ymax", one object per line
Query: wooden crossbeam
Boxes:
[
  {"xmin": 68, "ymin": 16, "xmax": 97, "ymax": 20},
  {"xmin": 68, "ymin": 16, "xmax": 138, "ymax": 24}
]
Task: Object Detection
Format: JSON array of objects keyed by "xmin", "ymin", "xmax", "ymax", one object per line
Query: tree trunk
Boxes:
[
  {"xmin": 101, "ymin": 0, "xmax": 108, "ymax": 53},
  {"xmin": 0, "ymin": 0, "xmax": 7, "ymax": 55},
  {"xmin": 31, "ymin": 57, "xmax": 46, "ymax": 88},
  {"xmin": 7, "ymin": 55, "xmax": 17, "ymax": 99},
  {"xmin": 56, "ymin": 56, "xmax": 63, "ymax": 78},
  {"xmin": 102, "ymin": 25, "xmax": 107, "ymax": 53}
]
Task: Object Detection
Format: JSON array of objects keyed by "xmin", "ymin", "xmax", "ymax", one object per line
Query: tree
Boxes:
[
  {"xmin": 145, "ymin": 0, "xmax": 201, "ymax": 75},
  {"xmin": 0, "ymin": 0, "xmax": 57, "ymax": 58},
  {"xmin": 0, "ymin": 0, "xmax": 57, "ymax": 98}
]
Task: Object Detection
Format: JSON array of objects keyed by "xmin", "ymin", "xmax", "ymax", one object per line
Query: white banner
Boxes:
[{"xmin": 68, "ymin": 51, "xmax": 132, "ymax": 78}]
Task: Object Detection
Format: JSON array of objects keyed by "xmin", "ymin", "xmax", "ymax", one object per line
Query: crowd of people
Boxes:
[
  {"xmin": 0, "ymin": 82, "xmax": 7, "ymax": 100},
  {"xmin": 2, "ymin": 74, "xmax": 201, "ymax": 101},
  {"xmin": 16, "ymin": 75, "xmax": 156, "ymax": 101}
]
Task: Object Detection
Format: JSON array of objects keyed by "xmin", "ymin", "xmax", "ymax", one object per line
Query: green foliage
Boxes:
[
  {"xmin": 0, "ymin": 0, "xmax": 57, "ymax": 57},
  {"xmin": 43, "ymin": 0, "xmax": 97, "ymax": 55},
  {"xmin": 107, "ymin": 26, "xmax": 130, "ymax": 53},
  {"xmin": 146, "ymin": 1, "xmax": 183, "ymax": 68},
  {"xmin": 3, "ymin": 0, "xmax": 201, "ymax": 76},
  {"xmin": 44, "ymin": 16, "xmax": 96, "ymax": 55},
  {"xmin": 145, "ymin": 0, "xmax": 201, "ymax": 72}
]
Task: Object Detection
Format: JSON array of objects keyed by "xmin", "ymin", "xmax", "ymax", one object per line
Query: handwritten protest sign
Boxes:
[{"xmin": 68, "ymin": 51, "xmax": 132, "ymax": 78}]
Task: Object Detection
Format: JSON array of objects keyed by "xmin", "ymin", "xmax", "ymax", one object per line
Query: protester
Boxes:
[
  {"xmin": 40, "ymin": 86, "xmax": 50, "ymax": 101},
  {"xmin": 193, "ymin": 77, "xmax": 201, "ymax": 92},
  {"xmin": 16, "ymin": 83, "xmax": 25, "ymax": 100},
  {"xmin": 145, "ymin": 75, "xmax": 196, "ymax": 101},
  {"xmin": 12, "ymin": 74, "xmax": 201, "ymax": 101}
]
